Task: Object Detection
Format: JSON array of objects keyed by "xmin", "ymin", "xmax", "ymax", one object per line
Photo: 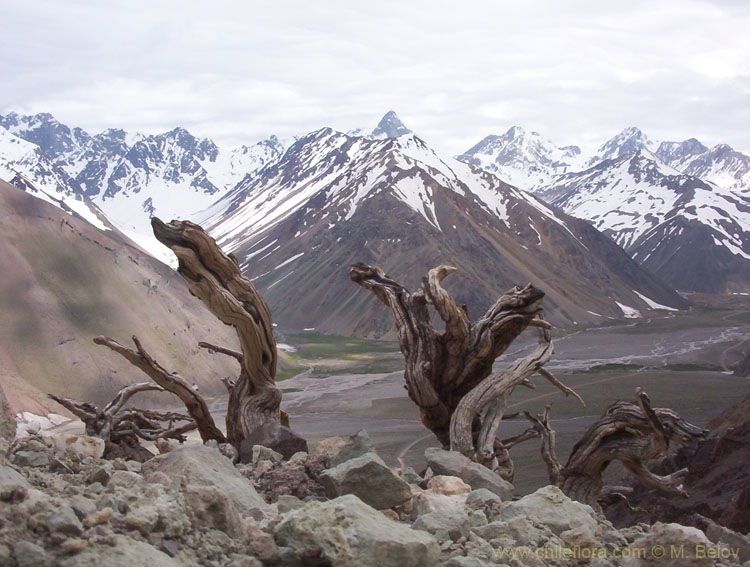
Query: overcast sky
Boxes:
[{"xmin": 2, "ymin": 0, "xmax": 749, "ymax": 155}]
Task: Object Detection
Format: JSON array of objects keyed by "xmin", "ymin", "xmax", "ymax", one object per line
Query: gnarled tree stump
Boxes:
[
  {"xmin": 151, "ymin": 218, "xmax": 282, "ymax": 449},
  {"xmin": 525, "ymin": 388, "xmax": 707, "ymax": 509},
  {"xmin": 350, "ymin": 263, "xmax": 583, "ymax": 479}
]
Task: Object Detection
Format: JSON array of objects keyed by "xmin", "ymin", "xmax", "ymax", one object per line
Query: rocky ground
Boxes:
[{"xmin": 2, "ymin": 422, "xmax": 750, "ymax": 567}]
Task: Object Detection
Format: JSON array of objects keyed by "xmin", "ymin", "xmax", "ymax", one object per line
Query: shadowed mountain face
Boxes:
[
  {"xmin": 0, "ymin": 179, "xmax": 241, "ymax": 414},
  {"xmin": 199, "ymin": 128, "xmax": 686, "ymax": 337}
]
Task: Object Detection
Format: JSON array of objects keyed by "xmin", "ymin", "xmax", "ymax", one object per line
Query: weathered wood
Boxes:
[
  {"xmin": 350, "ymin": 262, "xmax": 583, "ymax": 476},
  {"xmin": 93, "ymin": 335, "xmax": 226, "ymax": 443},
  {"xmin": 152, "ymin": 218, "xmax": 282, "ymax": 448},
  {"xmin": 526, "ymin": 388, "xmax": 707, "ymax": 509}
]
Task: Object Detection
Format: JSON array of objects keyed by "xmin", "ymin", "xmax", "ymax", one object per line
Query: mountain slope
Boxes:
[
  {"xmin": 200, "ymin": 126, "xmax": 686, "ymax": 337},
  {"xmin": 0, "ymin": 112, "xmax": 287, "ymax": 263},
  {"xmin": 538, "ymin": 150, "xmax": 750, "ymax": 292},
  {"xmin": 0, "ymin": 179, "xmax": 241, "ymax": 414}
]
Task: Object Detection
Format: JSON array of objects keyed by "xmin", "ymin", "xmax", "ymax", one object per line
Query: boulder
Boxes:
[
  {"xmin": 465, "ymin": 488, "xmax": 502, "ymax": 508},
  {"xmin": 412, "ymin": 508, "xmax": 471, "ymax": 542},
  {"xmin": 0, "ymin": 464, "xmax": 29, "ymax": 503},
  {"xmin": 59, "ymin": 535, "xmax": 181, "ymax": 567},
  {"xmin": 313, "ymin": 435, "xmax": 347, "ymax": 459},
  {"xmin": 501, "ymin": 485, "xmax": 597, "ymax": 536},
  {"xmin": 624, "ymin": 522, "xmax": 718, "ymax": 567},
  {"xmin": 239, "ymin": 422, "xmax": 308, "ymax": 462},
  {"xmin": 47, "ymin": 433, "xmax": 105, "ymax": 460},
  {"xmin": 424, "ymin": 448, "xmax": 513, "ymax": 499},
  {"xmin": 705, "ymin": 521, "xmax": 750, "ymax": 563},
  {"xmin": 13, "ymin": 541, "xmax": 47, "ymax": 567},
  {"xmin": 183, "ymin": 484, "xmax": 244, "ymax": 538},
  {"xmin": 320, "ymin": 452, "xmax": 411, "ymax": 509},
  {"xmin": 0, "ymin": 385, "xmax": 15, "ymax": 441},
  {"xmin": 47, "ymin": 504, "xmax": 84, "ymax": 536},
  {"xmin": 328, "ymin": 430, "xmax": 376, "ymax": 467},
  {"xmin": 142, "ymin": 444, "xmax": 267, "ymax": 513},
  {"xmin": 251, "ymin": 445, "xmax": 283, "ymax": 465},
  {"xmin": 274, "ymin": 494, "xmax": 440, "ymax": 567},
  {"xmin": 11, "ymin": 450, "xmax": 49, "ymax": 468},
  {"xmin": 426, "ymin": 475, "xmax": 471, "ymax": 496},
  {"xmin": 412, "ymin": 490, "xmax": 468, "ymax": 517}
]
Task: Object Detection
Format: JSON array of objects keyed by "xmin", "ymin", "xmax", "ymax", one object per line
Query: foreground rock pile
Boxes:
[{"xmin": 1, "ymin": 428, "xmax": 749, "ymax": 566}]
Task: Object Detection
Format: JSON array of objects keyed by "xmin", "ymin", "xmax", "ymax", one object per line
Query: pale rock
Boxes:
[
  {"xmin": 328, "ymin": 429, "xmax": 376, "ymax": 466},
  {"xmin": 412, "ymin": 490, "xmax": 468, "ymax": 517},
  {"xmin": 465, "ymin": 488, "xmax": 502, "ymax": 508},
  {"xmin": 108, "ymin": 470, "xmax": 142, "ymax": 490},
  {"xmin": 155, "ymin": 438, "xmax": 178, "ymax": 454},
  {"xmin": 245, "ymin": 521, "xmax": 281, "ymax": 565},
  {"xmin": 287, "ymin": 451, "xmax": 308, "ymax": 465},
  {"xmin": 12, "ymin": 450, "xmax": 49, "ymax": 467},
  {"xmin": 424, "ymin": 447, "xmax": 513, "ymax": 499},
  {"xmin": 320, "ymin": 452, "xmax": 411, "ymax": 509},
  {"xmin": 313, "ymin": 435, "xmax": 347, "ymax": 459},
  {"xmin": 427, "ymin": 475, "xmax": 471, "ymax": 496},
  {"xmin": 122, "ymin": 484, "xmax": 190, "ymax": 537},
  {"xmin": 0, "ymin": 463, "xmax": 29, "ymax": 502},
  {"xmin": 142, "ymin": 444, "xmax": 267, "ymax": 513},
  {"xmin": 276, "ymin": 494, "xmax": 305, "ymax": 514},
  {"xmin": 274, "ymin": 494, "xmax": 440, "ymax": 567},
  {"xmin": 624, "ymin": 522, "xmax": 717, "ymax": 567},
  {"xmin": 412, "ymin": 508, "xmax": 471, "ymax": 542},
  {"xmin": 58, "ymin": 534, "xmax": 181, "ymax": 567},
  {"xmin": 70, "ymin": 495, "xmax": 97, "ymax": 520},
  {"xmin": 184, "ymin": 484, "xmax": 244, "ymax": 538},
  {"xmin": 47, "ymin": 504, "xmax": 84, "ymax": 536},
  {"xmin": 252, "ymin": 445, "xmax": 283, "ymax": 464},
  {"xmin": 501, "ymin": 485, "xmax": 597, "ymax": 536},
  {"xmin": 13, "ymin": 540, "xmax": 47, "ymax": 567},
  {"xmin": 706, "ymin": 521, "xmax": 750, "ymax": 563},
  {"xmin": 48, "ymin": 433, "xmax": 105, "ymax": 459}
]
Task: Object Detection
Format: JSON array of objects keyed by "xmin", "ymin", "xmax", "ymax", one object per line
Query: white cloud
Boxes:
[{"xmin": 1, "ymin": 0, "xmax": 748, "ymax": 155}]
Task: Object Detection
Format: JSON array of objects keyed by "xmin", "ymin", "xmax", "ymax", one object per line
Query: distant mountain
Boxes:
[
  {"xmin": 460, "ymin": 127, "xmax": 750, "ymax": 293},
  {"xmin": 0, "ymin": 178, "xmax": 241, "ymax": 414},
  {"xmin": 0, "ymin": 112, "xmax": 288, "ymax": 262},
  {"xmin": 538, "ymin": 150, "xmax": 750, "ymax": 292},
  {"xmin": 457, "ymin": 126, "xmax": 584, "ymax": 190},
  {"xmin": 199, "ymin": 119, "xmax": 686, "ymax": 337}
]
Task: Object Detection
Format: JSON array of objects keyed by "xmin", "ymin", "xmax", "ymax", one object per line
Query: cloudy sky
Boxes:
[{"xmin": 2, "ymin": 0, "xmax": 748, "ymax": 155}]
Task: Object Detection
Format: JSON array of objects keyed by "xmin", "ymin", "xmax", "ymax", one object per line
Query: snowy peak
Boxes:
[
  {"xmin": 457, "ymin": 126, "xmax": 584, "ymax": 190},
  {"xmin": 656, "ymin": 138, "xmax": 708, "ymax": 164},
  {"xmin": 370, "ymin": 110, "xmax": 412, "ymax": 139},
  {"xmin": 592, "ymin": 127, "xmax": 656, "ymax": 165}
]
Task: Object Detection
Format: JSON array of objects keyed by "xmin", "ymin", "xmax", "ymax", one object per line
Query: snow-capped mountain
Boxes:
[
  {"xmin": 538, "ymin": 150, "xmax": 750, "ymax": 292},
  {"xmin": 200, "ymin": 117, "xmax": 685, "ymax": 336},
  {"xmin": 0, "ymin": 127, "xmax": 108, "ymax": 230},
  {"xmin": 656, "ymin": 140, "xmax": 750, "ymax": 194},
  {"xmin": 460, "ymin": 126, "xmax": 750, "ymax": 293},
  {"xmin": 457, "ymin": 126, "xmax": 584, "ymax": 190},
  {"xmin": 589, "ymin": 126, "xmax": 657, "ymax": 166},
  {"xmin": 0, "ymin": 112, "xmax": 288, "ymax": 262}
]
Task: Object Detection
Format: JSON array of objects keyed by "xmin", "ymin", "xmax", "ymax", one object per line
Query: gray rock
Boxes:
[
  {"xmin": 47, "ymin": 504, "xmax": 84, "ymax": 536},
  {"xmin": 70, "ymin": 495, "xmax": 97, "ymax": 520},
  {"xmin": 12, "ymin": 450, "xmax": 49, "ymax": 468},
  {"xmin": 252, "ymin": 445, "xmax": 283, "ymax": 465},
  {"xmin": 183, "ymin": 484, "xmax": 244, "ymax": 538},
  {"xmin": 412, "ymin": 508, "xmax": 471, "ymax": 542},
  {"xmin": 0, "ymin": 463, "xmax": 29, "ymax": 502},
  {"xmin": 624, "ymin": 522, "xmax": 716, "ymax": 567},
  {"xmin": 276, "ymin": 494, "xmax": 305, "ymax": 514},
  {"xmin": 501, "ymin": 485, "xmax": 597, "ymax": 536},
  {"xmin": 142, "ymin": 444, "xmax": 267, "ymax": 513},
  {"xmin": 0, "ymin": 384, "xmax": 15, "ymax": 441},
  {"xmin": 705, "ymin": 521, "xmax": 750, "ymax": 563},
  {"xmin": 274, "ymin": 494, "xmax": 440, "ymax": 567},
  {"xmin": 320, "ymin": 452, "xmax": 412, "ymax": 509},
  {"xmin": 87, "ymin": 463, "xmax": 113, "ymax": 485},
  {"xmin": 122, "ymin": 484, "xmax": 190, "ymax": 538},
  {"xmin": 13, "ymin": 540, "xmax": 47, "ymax": 567},
  {"xmin": 424, "ymin": 448, "xmax": 513, "ymax": 499},
  {"xmin": 59, "ymin": 534, "xmax": 180, "ymax": 567},
  {"xmin": 239, "ymin": 422, "xmax": 308, "ymax": 462},
  {"xmin": 108, "ymin": 470, "xmax": 141, "ymax": 489},
  {"xmin": 465, "ymin": 488, "xmax": 502, "ymax": 508},
  {"xmin": 401, "ymin": 466, "xmax": 424, "ymax": 485},
  {"xmin": 329, "ymin": 429, "xmax": 375, "ymax": 467}
]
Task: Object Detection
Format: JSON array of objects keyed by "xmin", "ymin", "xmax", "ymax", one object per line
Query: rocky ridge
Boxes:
[{"xmin": 2, "ymin": 424, "xmax": 748, "ymax": 567}]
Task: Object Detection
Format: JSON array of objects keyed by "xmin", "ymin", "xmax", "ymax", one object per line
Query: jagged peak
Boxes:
[{"xmin": 371, "ymin": 111, "xmax": 412, "ymax": 139}]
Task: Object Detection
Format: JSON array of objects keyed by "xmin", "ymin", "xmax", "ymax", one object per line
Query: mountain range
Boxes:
[
  {"xmin": 0, "ymin": 110, "xmax": 692, "ymax": 338},
  {"xmin": 459, "ymin": 126, "xmax": 750, "ymax": 293}
]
